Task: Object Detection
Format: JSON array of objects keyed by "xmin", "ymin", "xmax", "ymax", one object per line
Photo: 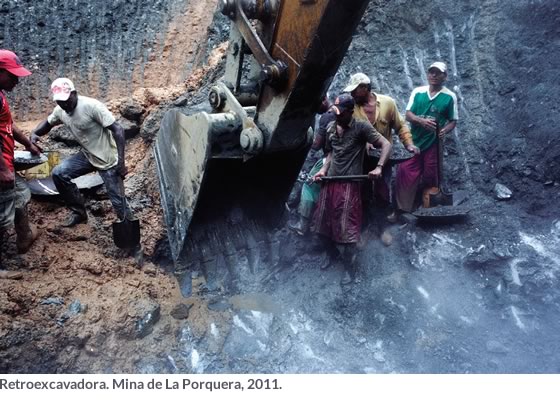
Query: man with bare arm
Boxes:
[
  {"xmin": 31, "ymin": 78, "xmax": 142, "ymax": 262},
  {"xmin": 312, "ymin": 94, "xmax": 391, "ymax": 284},
  {"xmin": 0, "ymin": 50, "xmax": 41, "ymax": 279}
]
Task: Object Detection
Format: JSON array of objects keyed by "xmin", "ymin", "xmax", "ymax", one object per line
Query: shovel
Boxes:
[
  {"xmin": 427, "ymin": 120, "xmax": 453, "ymax": 207},
  {"xmin": 112, "ymin": 193, "xmax": 140, "ymax": 249},
  {"xmin": 318, "ymin": 175, "xmax": 371, "ymax": 182}
]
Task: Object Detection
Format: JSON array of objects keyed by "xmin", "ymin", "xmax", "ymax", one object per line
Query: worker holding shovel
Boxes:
[
  {"xmin": 343, "ymin": 72, "xmax": 418, "ymax": 218},
  {"xmin": 395, "ymin": 62, "xmax": 458, "ymax": 214},
  {"xmin": 31, "ymin": 78, "xmax": 142, "ymax": 263}
]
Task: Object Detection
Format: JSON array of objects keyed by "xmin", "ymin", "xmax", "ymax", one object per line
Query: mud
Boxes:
[{"xmin": 1, "ymin": 0, "xmax": 560, "ymax": 374}]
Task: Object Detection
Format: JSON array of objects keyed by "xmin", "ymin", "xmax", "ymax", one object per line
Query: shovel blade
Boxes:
[
  {"xmin": 413, "ymin": 204, "xmax": 471, "ymax": 224},
  {"xmin": 428, "ymin": 190, "xmax": 453, "ymax": 208},
  {"xmin": 112, "ymin": 219, "xmax": 140, "ymax": 249}
]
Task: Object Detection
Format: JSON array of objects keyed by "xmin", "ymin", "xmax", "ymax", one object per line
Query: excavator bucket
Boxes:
[
  {"xmin": 155, "ymin": 105, "xmax": 306, "ymax": 267},
  {"xmin": 154, "ymin": 109, "xmax": 213, "ymax": 261}
]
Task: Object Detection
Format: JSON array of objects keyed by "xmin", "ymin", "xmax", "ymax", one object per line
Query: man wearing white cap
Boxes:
[
  {"xmin": 31, "ymin": 78, "xmax": 134, "ymax": 233},
  {"xmin": 396, "ymin": 61, "xmax": 458, "ymax": 213},
  {"xmin": 0, "ymin": 50, "xmax": 42, "ymax": 278},
  {"xmin": 312, "ymin": 93, "xmax": 391, "ymax": 284},
  {"xmin": 343, "ymin": 72, "xmax": 418, "ymax": 217}
]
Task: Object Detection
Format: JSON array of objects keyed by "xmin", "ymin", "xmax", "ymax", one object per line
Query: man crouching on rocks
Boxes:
[
  {"xmin": 0, "ymin": 50, "xmax": 41, "ymax": 279},
  {"xmin": 312, "ymin": 94, "xmax": 391, "ymax": 285},
  {"xmin": 31, "ymin": 78, "xmax": 142, "ymax": 260}
]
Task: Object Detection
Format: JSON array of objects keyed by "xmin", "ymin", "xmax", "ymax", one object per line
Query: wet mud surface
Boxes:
[{"xmin": 1, "ymin": 0, "xmax": 560, "ymax": 373}]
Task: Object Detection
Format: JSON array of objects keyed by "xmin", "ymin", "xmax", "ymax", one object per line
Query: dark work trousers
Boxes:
[
  {"xmin": 363, "ymin": 155, "xmax": 393, "ymax": 210},
  {"xmin": 372, "ymin": 164, "xmax": 393, "ymax": 207},
  {"xmin": 52, "ymin": 152, "xmax": 132, "ymax": 220}
]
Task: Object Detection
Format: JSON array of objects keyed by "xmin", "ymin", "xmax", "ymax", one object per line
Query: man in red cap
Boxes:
[
  {"xmin": 0, "ymin": 50, "xmax": 42, "ymax": 279},
  {"xmin": 312, "ymin": 93, "xmax": 391, "ymax": 284}
]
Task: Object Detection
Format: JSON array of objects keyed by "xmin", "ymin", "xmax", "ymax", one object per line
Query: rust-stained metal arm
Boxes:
[
  {"xmin": 222, "ymin": 0, "xmax": 287, "ymax": 88},
  {"xmin": 209, "ymin": 82, "xmax": 264, "ymax": 155},
  {"xmin": 222, "ymin": 0, "xmax": 279, "ymax": 23}
]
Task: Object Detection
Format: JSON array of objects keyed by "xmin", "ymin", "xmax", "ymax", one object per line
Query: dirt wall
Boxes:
[
  {"xmin": 1, "ymin": 0, "xmax": 218, "ymax": 120},
  {"xmin": 332, "ymin": 0, "xmax": 560, "ymax": 214}
]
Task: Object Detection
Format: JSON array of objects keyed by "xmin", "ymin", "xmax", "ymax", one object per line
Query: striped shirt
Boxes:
[{"xmin": 406, "ymin": 86, "xmax": 458, "ymax": 151}]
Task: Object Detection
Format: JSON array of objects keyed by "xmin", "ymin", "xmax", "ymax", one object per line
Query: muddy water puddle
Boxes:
[{"xmin": 229, "ymin": 293, "xmax": 282, "ymax": 315}]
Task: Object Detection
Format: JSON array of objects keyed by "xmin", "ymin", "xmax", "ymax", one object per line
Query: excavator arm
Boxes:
[{"xmin": 154, "ymin": 0, "xmax": 371, "ymax": 295}]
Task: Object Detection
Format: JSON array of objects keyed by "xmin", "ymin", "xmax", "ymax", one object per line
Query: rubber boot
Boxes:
[
  {"xmin": 0, "ymin": 231, "xmax": 24, "ymax": 278},
  {"xmin": 14, "ymin": 207, "xmax": 39, "ymax": 254},
  {"xmin": 0, "ymin": 229, "xmax": 24, "ymax": 279},
  {"xmin": 320, "ymin": 251, "xmax": 333, "ymax": 269},
  {"xmin": 62, "ymin": 192, "xmax": 87, "ymax": 227},
  {"xmin": 288, "ymin": 215, "xmax": 310, "ymax": 236},
  {"xmin": 319, "ymin": 238, "xmax": 338, "ymax": 269},
  {"xmin": 340, "ymin": 244, "xmax": 358, "ymax": 285},
  {"xmin": 0, "ymin": 229, "xmax": 5, "ymax": 269},
  {"xmin": 62, "ymin": 211, "xmax": 88, "ymax": 227}
]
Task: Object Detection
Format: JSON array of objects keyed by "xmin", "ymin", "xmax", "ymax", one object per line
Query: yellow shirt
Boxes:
[{"xmin": 353, "ymin": 92, "xmax": 412, "ymax": 146}]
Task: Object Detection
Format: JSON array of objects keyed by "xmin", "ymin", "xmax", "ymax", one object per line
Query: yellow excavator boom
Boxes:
[{"xmin": 154, "ymin": 0, "xmax": 371, "ymax": 295}]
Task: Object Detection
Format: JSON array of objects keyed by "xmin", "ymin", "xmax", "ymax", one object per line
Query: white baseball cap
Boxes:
[
  {"xmin": 428, "ymin": 62, "xmax": 447, "ymax": 73},
  {"xmin": 343, "ymin": 72, "xmax": 371, "ymax": 93},
  {"xmin": 51, "ymin": 78, "xmax": 76, "ymax": 101}
]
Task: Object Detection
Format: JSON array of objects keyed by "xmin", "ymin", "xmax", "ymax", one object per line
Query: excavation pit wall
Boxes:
[{"xmin": 1, "ymin": 0, "xmax": 559, "ymax": 373}]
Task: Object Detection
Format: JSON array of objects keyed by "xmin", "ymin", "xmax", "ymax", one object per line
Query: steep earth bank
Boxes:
[{"xmin": 2, "ymin": 0, "xmax": 219, "ymax": 119}]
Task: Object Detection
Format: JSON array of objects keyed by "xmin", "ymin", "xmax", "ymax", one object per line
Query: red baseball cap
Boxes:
[{"xmin": 0, "ymin": 49, "xmax": 32, "ymax": 77}]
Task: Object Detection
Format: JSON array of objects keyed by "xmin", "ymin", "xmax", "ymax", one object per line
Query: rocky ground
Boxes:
[{"xmin": 1, "ymin": 0, "xmax": 559, "ymax": 373}]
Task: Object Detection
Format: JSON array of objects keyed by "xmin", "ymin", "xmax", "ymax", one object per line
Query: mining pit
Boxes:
[{"xmin": 1, "ymin": 0, "xmax": 559, "ymax": 373}]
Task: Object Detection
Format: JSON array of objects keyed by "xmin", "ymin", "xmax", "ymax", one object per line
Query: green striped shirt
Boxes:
[{"xmin": 406, "ymin": 86, "xmax": 458, "ymax": 151}]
